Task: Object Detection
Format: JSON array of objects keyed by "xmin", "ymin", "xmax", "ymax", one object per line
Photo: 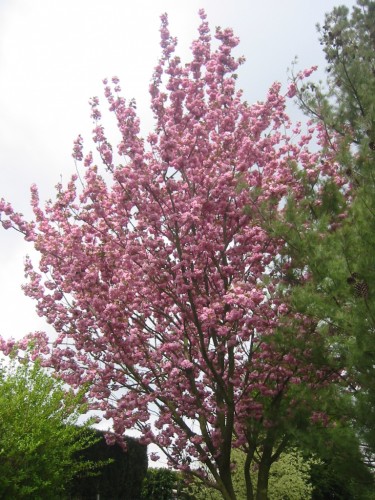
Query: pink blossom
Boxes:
[
  {"xmin": 303, "ymin": 65, "xmax": 318, "ymax": 77},
  {"xmin": 287, "ymin": 82, "xmax": 297, "ymax": 98}
]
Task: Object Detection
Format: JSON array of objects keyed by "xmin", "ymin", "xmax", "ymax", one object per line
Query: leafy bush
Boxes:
[
  {"xmin": 141, "ymin": 468, "xmax": 180, "ymax": 500},
  {"xmin": 0, "ymin": 361, "xmax": 98, "ymax": 499},
  {"xmin": 186, "ymin": 448, "xmax": 316, "ymax": 500}
]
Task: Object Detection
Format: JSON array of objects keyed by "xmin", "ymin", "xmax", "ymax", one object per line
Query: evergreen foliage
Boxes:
[
  {"xmin": 284, "ymin": 0, "xmax": 375, "ymax": 460},
  {"xmin": 69, "ymin": 429, "xmax": 147, "ymax": 500},
  {"xmin": 297, "ymin": 419, "xmax": 374, "ymax": 499}
]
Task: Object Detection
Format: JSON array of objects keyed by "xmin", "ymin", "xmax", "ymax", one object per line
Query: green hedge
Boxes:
[{"xmin": 69, "ymin": 429, "xmax": 147, "ymax": 500}]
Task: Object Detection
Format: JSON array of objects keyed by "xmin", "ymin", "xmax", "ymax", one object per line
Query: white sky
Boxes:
[{"xmin": 0, "ymin": 0, "xmax": 356, "ymax": 340}]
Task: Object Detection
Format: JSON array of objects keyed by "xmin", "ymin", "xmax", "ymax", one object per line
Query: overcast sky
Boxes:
[{"xmin": 0, "ymin": 0, "xmax": 356, "ymax": 342}]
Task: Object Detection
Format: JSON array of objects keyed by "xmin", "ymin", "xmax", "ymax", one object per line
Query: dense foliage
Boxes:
[
  {"xmin": 141, "ymin": 468, "xmax": 180, "ymax": 500},
  {"xmin": 187, "ymin": 448, "xmax": 316, "ymax": 499},
  {"xmin": 70, "ymin": 430, "xmax": 147, "ymax": 499},
  {"xmin": 0, "ymin": 361, "xmax": 99, "ymax": 499},
  {"xmin": 287, "ymin": 0, "xmax": 375, "ymax": 464}
]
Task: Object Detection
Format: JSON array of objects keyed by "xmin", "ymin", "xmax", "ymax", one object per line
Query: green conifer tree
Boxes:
[{"xmin": 284, "ymin": 0, "xmax": 375, "ymax": 461}]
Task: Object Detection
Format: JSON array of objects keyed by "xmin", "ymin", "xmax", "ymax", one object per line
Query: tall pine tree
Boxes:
[{"xmin": 284, "ymin": 0, "xmax": 375, "ymax": 462}]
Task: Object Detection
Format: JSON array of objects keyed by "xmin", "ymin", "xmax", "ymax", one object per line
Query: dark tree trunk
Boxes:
[
  {"xmin": 244, "ymin": 449, "xmax": 255, "ymax": 500},
  {"xmin": 255, "ymin": 426, "xmax": 277, "ymax": 499},
  {"xmin": 217, "ymin": 450, "xmax": 236, "ymax": 500},
  {"xmin": 256, "ymin": 457, "xmax": 272, "ymax": 500},
  {"xmin": 219, "ymin": 469, "xmax": 237, "ymax": 500}
]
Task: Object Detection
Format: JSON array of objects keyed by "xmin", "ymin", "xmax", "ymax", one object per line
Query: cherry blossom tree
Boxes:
[{"xmin": 0, "ymin": 11, "xmax": 346, "ymax": 500}]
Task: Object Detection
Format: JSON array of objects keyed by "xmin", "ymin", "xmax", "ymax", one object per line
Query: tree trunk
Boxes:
[
  {"xmin": 256, "ymin": 459, "xmax": 271, "ymax": 500},
  {"xmin": 255, "ymin": 431, "xmax": 274, "ymax": 500},
  {"xmin": 218, "ymin": 465, "xmax": 237, "ymax": 500},
  {"xmin": 244, "ymin": 448, "xmax": 255, "ymax": 500}
]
